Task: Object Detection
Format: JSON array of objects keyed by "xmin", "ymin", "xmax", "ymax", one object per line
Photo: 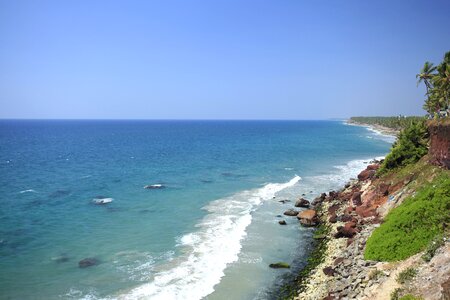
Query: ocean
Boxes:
[{"xmin": 0, "ymin": 120, "xmax": 393, "ymax": 300}]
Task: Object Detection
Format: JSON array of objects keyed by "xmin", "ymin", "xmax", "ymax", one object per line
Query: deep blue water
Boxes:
[{"xmin": 0, "ymin": 120, "xmax": 391, "ymax": 299}]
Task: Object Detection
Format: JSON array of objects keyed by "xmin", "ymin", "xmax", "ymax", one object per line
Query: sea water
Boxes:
[{"xmin": 0, "ymin": 120, "xmax": 392, "ymax": 299}]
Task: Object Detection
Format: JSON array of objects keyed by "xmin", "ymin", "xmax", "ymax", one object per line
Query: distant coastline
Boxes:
[{"xmin": 345, "ymin": 119, "xmax": 400, "ymax": 138}]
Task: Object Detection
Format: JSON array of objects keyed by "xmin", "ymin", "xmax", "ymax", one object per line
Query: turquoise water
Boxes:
[{"xmin": 0, "ymin": 120, "xmax": 391, "ymax": 299}]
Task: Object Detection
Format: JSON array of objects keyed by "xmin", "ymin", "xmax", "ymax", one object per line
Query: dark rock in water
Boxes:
[
  {"xmin": 78, "ymin": 258, "xmax": 99, "ymax": 268},
  {"xmin": 200, "ymin": 179, "xmax": 213, "ymax": 183},
  {"xmin": 295, "ymin": 198, "xmax": 310, "ymax": 208},
  {"xmin": 49, "ymin": 190, "xmax": 71, "ymax": 198},
  {"xmin": 283, "ymin": 209, "xmax": 299, "ymax": 216},
  {"xmin": 278, "ymin": 220, "xmax": 287, "ymax": 225},
  {"xmin": 276, "ymin": 215, "xmax": 282, "ymax": 218},
  {"xmin": 323, "ymin": 266, "xmax": 336, "ymax": 276},
  {"xmin": 344, "ymin": 182, "xmax": 351, "ymax": 189},
  {"xmin": 52, "ymin": 254, "xmax": 70, "ymax": 263},
  {"xmin": 269, "ymin": 262, "xmax": 290, "ymax": 269},
  {"xmin": 144, "ymin": 184, "xmax": 165, "ymax": 189},
  {"xmin": 278, "ymin": 199, "xmax": 290, "ymax": 204},
  {"xmin": 301, "ymin": 193, "xmax": 306, "ymax": 196}
]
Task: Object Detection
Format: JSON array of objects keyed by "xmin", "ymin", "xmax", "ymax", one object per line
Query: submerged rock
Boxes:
[
  {"xmin": 278, "ymin": 220, "xmax": 287, "ymax": 225},
  {"xmin": 269, "ymin": 262, "xmax": 290, "ymax": 269},
  {"xmin": 78, "ymin": 258, "xmax": 99, "ymax": 268},
  {"xmin": 283, "ymin": 209, "xmax": 299, "ymax": 216}
]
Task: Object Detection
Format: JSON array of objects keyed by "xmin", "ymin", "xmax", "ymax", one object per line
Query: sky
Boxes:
[{"xmin": 0, "ymin": 0, "xmax": 449, "ymax": 120}]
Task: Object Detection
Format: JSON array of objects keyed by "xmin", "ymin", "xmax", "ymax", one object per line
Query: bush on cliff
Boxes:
[
  {"xmin": 378, "ymin": 120, "xmax": 429, "ymax": 175},
  {"xmin": 364, "ymin": 173, "xmax": 450, "ymax": 261}
]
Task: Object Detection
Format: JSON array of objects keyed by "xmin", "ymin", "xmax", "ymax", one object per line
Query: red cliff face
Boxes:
[{"xmin": 428, "ymin": 121, "xmax": 450, "ymax": 169}]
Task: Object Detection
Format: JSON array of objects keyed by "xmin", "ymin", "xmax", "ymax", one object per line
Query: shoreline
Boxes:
[
  {"xmin": 345, "ymin": 119, "xmax": 400, "ymax": 138},
  {"xmin": 281, "ymin": 157, "xmax": 449, "ymax": 300}
]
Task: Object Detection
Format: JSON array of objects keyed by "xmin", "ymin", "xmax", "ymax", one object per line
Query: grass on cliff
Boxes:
[{"xmin": 364, "ymin": 172, "xmax": 450, "ymax": 262}]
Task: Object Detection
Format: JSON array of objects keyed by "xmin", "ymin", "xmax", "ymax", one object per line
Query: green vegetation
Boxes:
[
  {"xmin": 349, "ymin": 116, "xmax": 424, "ymax": 130},
  {"xmin": 422, "ymin": 234, "xmax": 446, "ymax": 262},
  {"xmin": 377, "ymin": 120, "xmax": 429, "ymax": 175},
  {"xmin": 391, "ymin": 288, "xmax": 403, "ymax": 300},
  {"xmin": 364, "ymin": 173, "xmax": 450, "ymax": 261},
  {"xmin": 396, "ymin": 267, "xmax": 418, "ymax": 284},
  {"xmin": 399, "ymin": 295, "xmax": 424, "ymax": 300},
  {"xmin": 417, "ymin": 51, "xmax": 450, "ymax": 115}
]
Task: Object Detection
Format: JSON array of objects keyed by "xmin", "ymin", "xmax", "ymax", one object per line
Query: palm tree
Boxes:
[
  {"xmin": 416, "ymin": 61, "xmax": 436, "ymax": 95},
  {"xmin": 433, "ymin": 53, "xmax": 450, "ymax": 110}
]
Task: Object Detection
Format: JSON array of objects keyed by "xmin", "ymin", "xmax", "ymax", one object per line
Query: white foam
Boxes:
[
  {"xmin": 118, "ymin": 176, "xmax": 301, "ymax": 300},
  {"xmin": 364, "ymin": 126, "xmax": 396, "ymax": 143},
  {"xmin": 312, "ymin": 157, "xmax": 384, "ymax": 188},
  {"xmin": 19, "ymin": 189, "xmax": 37, "ymax": 194},
  {"xmin": 92, "ymin": 198, "xmax": 114, "ymax": 204}
]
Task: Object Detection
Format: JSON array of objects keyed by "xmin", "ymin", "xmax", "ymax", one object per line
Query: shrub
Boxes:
[
  {"xmin": 396, "ymin": 267, "xmax": 418, "ymax": 284},
  {"xmin": 364, "ymin": 173, "xmax": 450, "ymax": 261},
  {"xmin": 391, "ymin": 288, "xmax": 403, "ymax": 300},
  {"xmin": 378, "ymin": 120, "xmax": 429, "ymax": 175},
  {"xmin": 399, "ymin": 295, "xmax": 424, "ymax": 300}
]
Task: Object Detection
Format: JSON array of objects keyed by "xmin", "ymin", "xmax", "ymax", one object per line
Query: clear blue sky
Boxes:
[{"xmin": 1, "ymin": 0, "xmax": 449, "ymax": 119}]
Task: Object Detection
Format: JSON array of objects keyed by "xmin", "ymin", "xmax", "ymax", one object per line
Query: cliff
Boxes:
[{"xmin": 428, "ymin": 119, "xmax": 450, "ymax": 169}]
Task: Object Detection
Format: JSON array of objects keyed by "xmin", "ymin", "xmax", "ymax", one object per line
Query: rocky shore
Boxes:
[{"xmin": 276, "ymin": 159, "xmax": 450, "ymax": 300}]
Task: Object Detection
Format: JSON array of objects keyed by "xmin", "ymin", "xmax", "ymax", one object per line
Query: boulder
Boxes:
[
  {"xmin": 366, "ymin": 164, "xmax": 380, "ymax": 170},
  {"xmin": 329, "ymin": 213, "xmax": 338, "ymax": 223},
  {"xmin": 278, "ymin": 220, "xmax": 287, "ymax": 225},
  {"xmin": 312, "ymin": 193, "xmax": 327, "ymax": 205},
  {"xmin": 323, "ymin": 266, "xmax": 336, "ymax": 276},
  {"xmin": 297, "ymin": 209, "xmax": 318, "ymax": 226},
  {"xmin": 78, "ymin": 258, "xmax": 99, "ymax": 268},
  {"xmin": 269, "ymin": 262, "xmax": 290, "ymax": 269},
  {"xmin": 355, "ymin": 206, "xmax": 377, "ymax": 218},
  {"xmin": 328, "ymin": 191, "xmax": 338, "ymax": 200},
  {"xmin": 378, "ymin": 183, "xmax": 390, "ymax": 196},
  {"xmin": 295, "ymin": 198, "xmax": 310, "ymax": 208},
  {"xmin": 334, "ymin": 222, "xmax": 357, "ymax": 238},
  {"xmin": 351, "ymin": 192, "xmax": 362, "ymax": 206},
  {"xmin": 283, "ymin": 209, "xmax": 299, "ymax": 216},
  {"xmin": 357, "ymin": 169, "xmax": 376, "ymax": 181}
]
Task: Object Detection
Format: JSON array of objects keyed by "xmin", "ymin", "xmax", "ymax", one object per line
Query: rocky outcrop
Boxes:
[{"xmin": 428, "ymin": 120, "xmax": 450, "ymax": 169}]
